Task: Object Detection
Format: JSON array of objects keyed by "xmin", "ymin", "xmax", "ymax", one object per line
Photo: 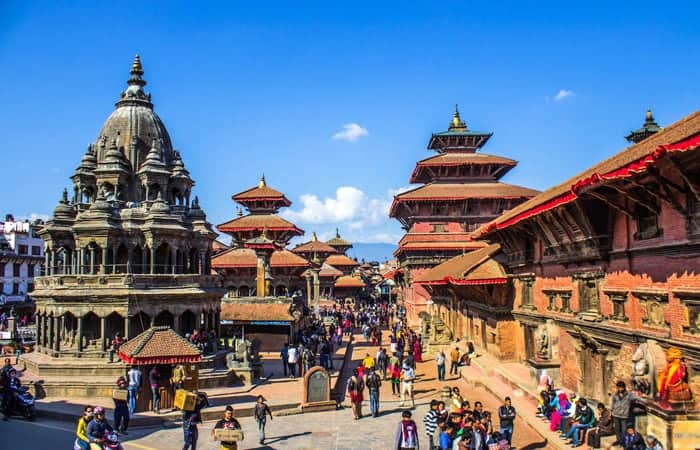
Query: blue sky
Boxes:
[{"xmin": 1, "ymin": 1, "xmax": 699, "ymax": 252}]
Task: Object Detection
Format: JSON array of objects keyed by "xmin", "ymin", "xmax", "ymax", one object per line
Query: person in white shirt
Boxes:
[
  {"xmin": 399, "ymin": 363, "xmax": 416, "ymax": 408},
  {"xmin": 287, "ymin": 346, "xmax": 299, "ymax": 378},
  {"xmin": 127, "ymin": 366, "xmax": 142, "ymax": 414}
]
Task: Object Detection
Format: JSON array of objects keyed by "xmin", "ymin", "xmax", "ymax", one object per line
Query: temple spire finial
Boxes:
[
  {"xmin": 645, "ymin": 108, "xmax": 655, "ymax": 124},
  {"xmin": 131, "ymin": 54, "xmax": 143, "ymax": 76},
  {"xmin": 259, "ymin": 174, "xmax": 266, "ymax": 188},
  {"xmin": 336, "ymin": 228, "xmax": 340, "ymax": 238},
  {"xmin": 449, "ymin": 104, "xmax": 467, "ymax": 131},
  {"xmin": 311, "ymin": 232, "xmax": 318, "ymax": 242}
]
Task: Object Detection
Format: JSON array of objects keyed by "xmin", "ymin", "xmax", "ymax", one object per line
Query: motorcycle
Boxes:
[
  {"xmin": 9, "ymin": 385, "xmax": 36, "ymax": 420},
  {"xmin": 73, "ymin": 431, "xmax": 123, "ymax": 450}
]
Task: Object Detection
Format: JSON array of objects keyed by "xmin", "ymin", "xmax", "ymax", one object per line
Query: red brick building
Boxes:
[{"xmin": 477, "ymin": 109, "xmax": 700, "ymax": 405}]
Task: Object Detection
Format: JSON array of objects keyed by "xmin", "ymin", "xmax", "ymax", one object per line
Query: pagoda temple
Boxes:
[{"xmin": 389, "ymin": 106, "xmax": 539, "ymax": 326}]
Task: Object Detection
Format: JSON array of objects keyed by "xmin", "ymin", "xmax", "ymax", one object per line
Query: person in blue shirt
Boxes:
[{"xmin": 439, "ymin": 424, "xmax": 456, "ymax": 450}]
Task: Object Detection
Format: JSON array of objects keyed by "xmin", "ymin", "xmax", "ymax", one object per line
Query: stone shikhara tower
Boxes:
[{"xmin": 32, "ymin": 56, "xmax": 222, "ymax": 358}]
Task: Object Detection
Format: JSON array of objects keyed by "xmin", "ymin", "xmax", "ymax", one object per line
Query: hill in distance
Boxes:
[{"xmin": 346, "ymin": 243, "xmax": 397, "ymax": 264}]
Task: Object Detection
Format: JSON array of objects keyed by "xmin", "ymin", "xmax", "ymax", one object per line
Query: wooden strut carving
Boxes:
[{"xmin": 668, "ymin": 156, "xmax": 700, "ymax": 202}]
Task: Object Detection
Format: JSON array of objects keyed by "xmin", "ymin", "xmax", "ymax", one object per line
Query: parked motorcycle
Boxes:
[{"xmin": 9, "ymin": 385, "xmax": 36, "ymax": 420}]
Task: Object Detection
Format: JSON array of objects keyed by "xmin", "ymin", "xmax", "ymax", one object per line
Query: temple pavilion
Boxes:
[{"xmin": 389, "ymin": 106, "xmax": 539, "ymax": 328}]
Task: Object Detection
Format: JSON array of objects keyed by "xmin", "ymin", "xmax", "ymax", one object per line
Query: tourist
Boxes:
[
  {"xmin": 472, "ymin": 401, "xmax": 484, "ymax": 421},
  {"xmin": 363, "ymin": 352, "xmax": 375, "ymax": 372},
  {"xmin": 405, "ymin": 350, "xmax": 416, "ymax": 370},
  {"xmin": 394, "ymin": 410, "xmax": 420, "ymax": 450},
  {"xmin": 471, "ymin": 417, "xmax": 487, "ymax": 450},
  {"xmin": 376, "ymin": 347, "xmax": 388, "ymax": 380},
  {"xmin": 450, "ymin": 347, "xmax": 460, "ymax": 376},
  {"xmin": 181, "ymin": 402, "xmax": 200, "ymax": 450},
  {"xmin": 610, "ymin": 381, "xmax": 640, "ymax": 446},
  {"xmin": 296, "ymin": 343, "xmax": 303, "ymax": 377},
  {"xmin": 439, "ymin": 424, "xmax": 456, "ymax": 450},
  {"xmin": 253, "ymin": 395, "xmax": 273, "ymax": 445},
  {"xmin": 301, "ymin": 346, "xmax": 314, "ymax": 376},
  {"xmin": 287, "ymin": 344, "xmax": 298, "ymax": 378},
  {"xmin": 587, "ymin": 403, "xmax": 615, "ymax": 448},
  {"xmin": 497, "ymin": 396, "xmax": 516, "ymax": 446},
  {"xmin": 423, "ymin": 400, "xmax": 439, "ymax": 450},
  {"xmin": 399, "ymin": 362, "xmax": 416, "ymax": 408},
  {"xmin": 149, "ymin": 366, "xmax": 160, "ymax": 414},
  {"xmin": 108, "ymin": 332, "xmax": 124, "ymax": 363},
  {"xmin": 549, "ymin": 391, "xmax": 571, "ymax": 432},
  {"xmin": 74, "ymin": 405, "xmax": 94, "ymax": 450},
  {"xmin": 644, "ymin": 435, "xmax": 663, "ymax": 450},
  {"xmin": 211, "ymin": 405, "xmax": 242, "ymax": 450},
  {"xmin": 347, "ymin": 368, "xmax": 365, "ymax": 419},
  {"xmin": 127, "ymin": 365, "xmax": 141, "ymax": 415},
  {"xmin": 389, "ymin": 352, "xmax": 401, "ymax": 396},
  {"xmin": 563, "ymin": 397, "xmax": 594, "ymax": 447},
  {"xmin": 451, "ymin": 387, "xmax": 464, "ymax": 414},
  {"xmin": 436, "ymin": 350, "xmax": 446, "ymax": 382},
  {"xmin": 622, "ymin": 425, "xmax": 644, "ymax": 450},
  {"xmin": 319, "ymin": 338, "xmax": 331, "ymax": 371},
  {"xmin": 413, "ymin": 336, "xmax": 422, "ymax": 363},
  {"xmin": 87, "ymin": 406, "xmax": 114, "ymax": 448},
  {"xmin": 366, "ymin": 367, "xmax": 382, "ymax": 417},
  {"xmin": 280, "ymin": 343, "xmax": 289, "ymax": 377},
  {"xmin": 113, "ymin": 377, "xmax": 129, "ymax": 435}
]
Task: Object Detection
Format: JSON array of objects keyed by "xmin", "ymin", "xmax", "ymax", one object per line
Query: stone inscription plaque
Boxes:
[{"xmin": 307, "ymin": 370, "xmax": 329, "ymax": 403}]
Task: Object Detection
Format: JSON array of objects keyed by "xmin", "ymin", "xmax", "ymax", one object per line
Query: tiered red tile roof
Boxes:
[
  {"xmin": 217, "ymin": 214, "xmax": 303, "ymax": 235},
  {"xmin": 318, "ymin": 262, "xmax": 344, "ymax": 278},
  {"xmin": 325, "ymin": 253, "xmax": 360, "ymax": 268},
  {"xmin": 212, "ymin": 247, "xmax": 310, "ymax": 268},
  {"xmin": 232, "ymin": 183, "xmax": 291, "ymax": 205},
  {"xmin": 410, "ymin": 152, "xmax": 517, "ymax": 183},
  {"xmin": 221, "ymin": 302, "xmax": 295, "ymax": 322},
  {"xmin": 334, "ymin": 275, "xmax": 365, "ymax": 288},
  {"xmin": 414, "ymin": 243, "xmax": 506, "ymax": 285},
  {"xmin": 118, "ymin": 326, "xmax": 202, "ymax": 366},
  {"xmin": 292, "ymin": 234, "xmax": 338, "ymax": 255}
]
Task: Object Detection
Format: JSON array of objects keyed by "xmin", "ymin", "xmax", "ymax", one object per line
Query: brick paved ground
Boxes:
[{"xmin": 108, "ymin": 334, "xmax": 553, "ymax": 450}]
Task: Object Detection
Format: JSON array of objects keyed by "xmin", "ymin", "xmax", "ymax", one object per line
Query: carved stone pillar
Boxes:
[
  {"xmin": 100, "ymin": 316, "xmax": 107, "ymax": 352},
  {"xmin": 76, "ymin": 316, "xmax": 84, "ymax": 353},
  {"xmin": 89, "ymin": 247, "xmax": 96, "ymax": 274},
  {"xmin": 100, "ymin": 245, "xmax": 108, "ymax": 275},
  {"xmin": 47, "ymin": 315, "xmax": 55, "ymax": 355},
  {"xmin": 54, "ymin": 314, "xmax": 61, "ymax": 353},
  {"xmin": 171, "ymin": 248, "xmax": 177, "ymax": 274},
  {"xmin": 36, "ymin": 313, "xmax": 43, "ymax": 351},
  {"xmin": 150, "ymin": 246, "xmax": 156, "ymax": 274}
]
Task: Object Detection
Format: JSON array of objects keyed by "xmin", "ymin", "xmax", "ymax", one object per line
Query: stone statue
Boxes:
[
  {"xmin": 537, "ymin": 328, "xmax": 550, "ymax": 360},
  {"xmin": 430, "ymin": 315, "xmax": 452, "ymax": 344},
  {"xmin": 657, "ymin": 347, "xmax": 692, "ymax": 402},
  {"xmin": 631, "ymin": 343, "xmax": 653, "ymax": 395}
]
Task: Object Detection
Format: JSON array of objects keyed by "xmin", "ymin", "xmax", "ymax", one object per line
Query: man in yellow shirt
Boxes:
[
  {"xmin": 450, "ymin": 347, "xmax": 460, "ymax": 376},
  {"xmin": 362, "ymin": 353, "xmax": 375, "ymax": 371}
]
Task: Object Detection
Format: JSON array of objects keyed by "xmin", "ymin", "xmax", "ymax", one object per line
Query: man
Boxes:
[
  {"xmin": 389, "ymin": 352, "xmax": 401, "ymax": 396},
  {"xmin": 438, "ymin": 424, "xmax": 455, "ymax": 450},
  {"xmin": 423, "ymin": 400, "xmax": 439, "ymax": 450},
  {"xmin": 182, "ymin": 393, "xmax": 208, "ymax": 450},
  {"xmin": 436, "ymin": 350, "xmax": 446, "ymax": 382},
  {"xmin": 211, "ymin": 405, "xmax": 242, "ymax": 450},
  {"xmin": 287, "ymin": 344, "xmax": 298, "ymax": 378},
  {"xmin": 622, "ymin": 424, "xmax": 645, "ymax": 450},
  {"xmin": 113, "ymin": 377, "xmax": 130, "ymax": 435},
  {"xmin": 564, "ymin": 397, "xmax": 594, "ymax": 447},
  {"xmin": 376, "ymin": 348, "xmax": 388, "ymax": 380},
  {"xmin": 87, "ymin": 406, "xmax": 114, "ymax": 449},
  {"xmin": 254, "ymin": 395, "xmax": 273, "ymax": 445},
  {"xmin": 171, "ymin": 363, "xmax": 186, "ymax": 397},
  {"xmin": 1, "ymin": 358, "xmax": 12, "ymax": 376},
  {"xmin": 280, "ymin": 343, "xmax": 289, "ymax": 377},
  {"xmin": 498, "ymin": 396, "xmax": 516, "ymax": 447},
  {"xmin": 404, "ymin": 350, "xmax": 415, "ymax": 370},
  {"xmin": 366, "ymin": 367, "xmax": 382, "ymax": 417},
  {"xmin": 394, "ymin": 410, "xmax": 420, "ymax": 450},
  {"xmin": 362, "ymin": 352, "xmax": 375, "ymax": 372},
  {"xmin": 127, "ymin": 366, "xmax": 141, "ymax": 415},
  {"xmin": 0, "ymin": 368, "xmax": 9, "ymax": 421},
  {"xmin": 450, "ymin": 347, "xmax": 460, "ymax": 376},
  {"xmin": 472, "ymin": 401, "xmax": 484, "ymax": 421},
  {"xmin": 301, "ymin": 346, "xmax": 314, "ymax": 375},
  {"xmin": 610, "ymin": 381, "xmax": 640, "ymax": 446},
  {"xmin": 347, "ymin": 368, "xmax": 365, "ymax": 420},
  {"xmin": 149, "ymin": 366, "xmax": 160, "ymax": 414},
  {"xmin": 399, "ymin": 362, "xmax": 416, "ymax": 408},
  {"xmin": 108, "ymin": 333, "xmax": 124, "ymax": 363}
]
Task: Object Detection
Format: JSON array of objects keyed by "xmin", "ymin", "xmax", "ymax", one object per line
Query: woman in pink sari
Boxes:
[
  {"xmin": 412, "ymin": 336, "xmax": 422, "ymax": 363},
  {"xmin": 550, "ymin": 392, "xmax": 570, "ymax": 432}
]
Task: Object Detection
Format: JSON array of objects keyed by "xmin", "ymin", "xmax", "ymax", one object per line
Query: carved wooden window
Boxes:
[
  {"xmin": 431, "ymin": 223, "xmax": 446, "ymax": 233},
  {"xmin": 632, "ymin": 289, "xmax": 669, "ymax": 328},
  {"xmin": 466, "ymin": 199, "xmax": 480, "ymax": 215},
  {"xmin": 573, "ymin": 272, "xmax": 603, "ymax": 318},
  {"xmin": 687, "ymin": 193, "xmax": 700, "ymax": 239},
  {"xmin": 519, "ymin": 276, "xmax": 535, "ymax": 310},
  {"xmin": 560, "ymin": 292, "xmax": 572, "ymax": 313},
  {"xmin": 546, "ymin": 292, "xmax": 558, "ymax": 311},
  {"xmin": 674, "ymin": 289, "xmax": 700, "ymax": 336},
  {"xmin": 634, "ymin": 207, "xmax": 662, "ymax": 240}
]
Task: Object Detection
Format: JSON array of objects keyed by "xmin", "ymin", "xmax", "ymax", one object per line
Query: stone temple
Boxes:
[{"xmin": 28, "ymin": 56, "xmax": 222, "ymax": 368}]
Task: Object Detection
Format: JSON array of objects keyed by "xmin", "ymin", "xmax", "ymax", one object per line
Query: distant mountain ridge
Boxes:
[{"xmin": 346, "ymin": 242, "xmax": 397, "ymax": 264}]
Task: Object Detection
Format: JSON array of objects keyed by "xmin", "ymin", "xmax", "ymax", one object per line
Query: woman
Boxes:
[
  {"xmin": 347, "ymin": 368, "xmax": 365, "ymax": 420},
  {"xmin": 413, "ymin": 336, "xmax": 422, "ymax": 363},
  {"xmin": 549, "ymin": 392, "xmax": 571, "ymax": 432},
  {"xmin": 74, "ymin": 405, "xmax": 94, "ymax": 450},
  {"xmin": 587, "ymin": 403, "xmax": 614, "ymax": 448},
  {"xmin": 253, "ymin": 395, "xmax": 273, "ymax": 445}
]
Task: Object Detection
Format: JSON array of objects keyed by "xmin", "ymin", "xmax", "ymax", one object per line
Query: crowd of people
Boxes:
[{"xmin": 536, "ymin": 376, "xmax": 661, "ymax": 449}]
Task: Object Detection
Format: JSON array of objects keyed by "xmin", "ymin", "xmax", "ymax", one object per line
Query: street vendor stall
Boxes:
[{"xmin": 118, "ymin": 326, "xmax": 202, "ymax": 412}]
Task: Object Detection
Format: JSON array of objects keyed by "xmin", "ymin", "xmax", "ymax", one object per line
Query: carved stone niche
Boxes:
[
  {"xmin": 572, "ymin": 271, "xmax": 605, "ymax": 321},
  {"xmin": 542, "ymin": 288, "xmax": 573, "ymax": 314},
  {"xmin": 673, "ymin": 288, "xmax": 700, "ymax": 336},
  {"xmin": 603, "ymin": 288, "xmax": 629, "ymax": 322},
  {"xmin": 632, "ymin": 288, "xmax": 669, "ymax": 329},
  {"xmin": 517, "ymin": 274, "xmax": 536, "ymax": 311}
]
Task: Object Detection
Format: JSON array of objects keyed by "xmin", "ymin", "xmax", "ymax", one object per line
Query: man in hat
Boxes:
[
  {"xmin": 212, "ymin": 405, "xmax": 242, "ymax": 450},
  {"xmin": 113, "ymin": 377, "xmax": 129, "ymax": 435},
  {"xmin": 399, "ymin": 362, "xmax": 416, "ymax": 408}
]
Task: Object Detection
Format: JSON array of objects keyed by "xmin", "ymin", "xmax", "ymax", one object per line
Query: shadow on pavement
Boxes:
[
  {"xmin": 252, "ymin": 431, "xmax": 313, "ymax": 447},
  {"xmin": 519, "ymin": 439, "xmax": 549, "ymax": 450}
]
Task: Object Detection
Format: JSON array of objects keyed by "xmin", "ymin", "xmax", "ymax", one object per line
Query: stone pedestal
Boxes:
[
  {"xmin": 646, "ymin": 401, "xmax": 700, "ymax": 450},
  {"xmin": 301, "ymin": 366, "xmax": 336, "ymax": 412},
  {"xmin": 527, "ymin": 358, "xmax": 561, "ymax": 387}
]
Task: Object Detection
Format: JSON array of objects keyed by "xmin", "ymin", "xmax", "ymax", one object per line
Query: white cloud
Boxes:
[
  {"xmin": 281, "ymin": 186, "xmax": 407, "ymax": 244},
  {"xmin": 17, "ymin": 213, "xmax": 50, "ymax": 222},
  {"xmin": 553, "ymin": 89, "xmax": 574, "ymax": 102},
  {"xmin": 331, "ymin": 123, "xmax": 368, "ymax": 142}
]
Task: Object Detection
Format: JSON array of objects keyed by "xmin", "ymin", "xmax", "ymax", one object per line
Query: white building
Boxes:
[{"xmin": 1, "ymin": 214, "xmax": 44, "ymax": 305}]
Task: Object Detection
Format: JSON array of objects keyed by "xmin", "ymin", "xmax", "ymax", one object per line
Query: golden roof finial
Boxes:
[
  {"xmin": 259, "ymin": 174, "xmax": 266, "ymax": 188},
  {"xmin": 449, "ymin": 104, "xmax": 467, "ymax": 131},
  {"xmin": 645, "ymin": 108, "xmax": 654, "ymax": 123},
  {"xmin": 131, "ymin": 54, "xmax": 143, "ymax": 76},
  {"xmin": 311, "ymin": 232, "xmax": 318, "ymax": 242},
  {"xmin": 237, "ymin": 206, "xmax": 243, "ymax": 217},
  {"xmin": 336, "ymin": 228, "xmax": 341, "ymax": 238}
]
